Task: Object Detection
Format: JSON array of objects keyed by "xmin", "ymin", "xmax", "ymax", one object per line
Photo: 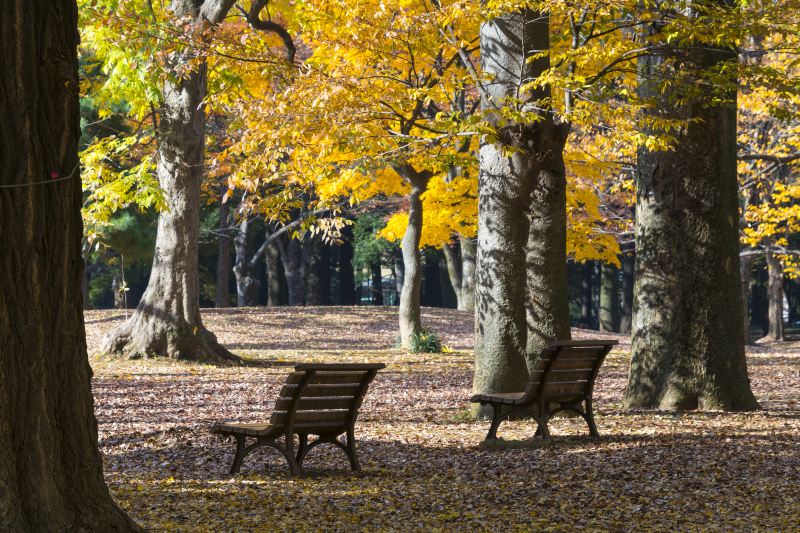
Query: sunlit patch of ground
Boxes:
[{"xmin": 87, "ymin": 307, "xmax": 800, "ymax": 531}]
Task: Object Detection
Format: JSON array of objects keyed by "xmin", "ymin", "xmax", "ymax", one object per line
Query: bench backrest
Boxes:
[
  {"xmin": 270, "ymin": 363, "xmax": 385, "ymax": 433},
  {"xmin": 522, "ymin": 340, "xmax": 617, "ymax": 403}
]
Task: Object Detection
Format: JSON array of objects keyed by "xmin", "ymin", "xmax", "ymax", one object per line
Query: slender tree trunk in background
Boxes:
[
  {"xmin": 397, "ymin": 173, "xmax": 429, "ymax": 348},
  {"xmin": 215, "ymin": 191, "xmax": 232, "ymax": 307},
  {"xmin": 82, "ymin": 263, "xmax": 91, "ymax": 309},
  {"xmin": 460, "ymin": 235, "xmax": 476, "ymax": 312},
  {"xmin": 233, "ymin": 217, "xmax": 260, "ymax": 307},
  {"xmin": 786, "ymin": 278, "xmax": 800, "ymax": 324},
  {"xmin": 338, "ymin": 226, "xmax": 357, "ymax": 305},
  {"xmin": 474, "ymin": 10, "xmax": 569, "ymax": 414},
  {"xmin": 0, "ymin": 2, "xmax": 140, "ymax": 529},
  {"xmin": 112, "ymin": 276, "xmax": 124, "ymax": 309},
  {"xmin": 370, "ymin": 261, "xmax": 384, "ymax": 305},
  {"xmin": 101, "ymin": 0, "xmax": 238, "ymax": 362},
  {"xmin": 620, "ymin": 252, "xmax": 634, "ymax": 334},
  {"xmin": 422, "ymin": 250, "xmax": 444, "ymax": 308},
  {"xmin": 625, "ymin": 19, "xmax": 758, "ymax": 410},
  {"xmin": 305, "ymin": 237, "xmax": 329, "ymax": 305},
  {"xmin": 284, "ymin": 238, "xmax": 305, "ymax": 305},
  {"xmin": 265, "ymin": 239, "xmax": 282, "ymax": 306},
  {"xmin": 525, "ymin": 139, "xmax": 571, "ymax": 358},
  {"xmin": 740, "ymin": 253, "xmax": 756, "ymax": 344},
  {"xmin": 599, "ymin": 262, "xmax": 620, "ymax": 332},
  {"xmin": 579, "ymin": 262, "xmax": 593, "ymax": 328},
  {"xmin": 767, "ymin": 251, "xmax": 785, "ymax": 341},
  {"xmin": 443, "ymin": 241, "xmax": 464, "ymax": 309},
  {"xmin": 393, "ymin": 247, "xmax": 404, "ymax": 306}
]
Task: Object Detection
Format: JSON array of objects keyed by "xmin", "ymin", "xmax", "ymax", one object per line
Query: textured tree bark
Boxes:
[
  {"xmin": 766, "ymin": 251, "xmax": 784, "ymax": 341},
  {"xmin": 740, "ymin": 253, "xmax": 756, "ymax": 344},
  {"xmin": 579, "ymin": 262, "xmax": 594, "ymax": 328},
  {"xmin": 393, "ymin": 247, "xmax": 404, "ymax": 307},
  {"xmin": 338, "ymin": 226, "xmax": 357, "ymax": 305},
  {"xmin": 370, "ymin": 261, "xmax": 384, "ymax": 305},
  {"xmin": 474, "ymin": 10, "xmax": 570, "ymax": 414},
  {"xmin": 214, "ymin": 191, "xmax": 232, "ymax": 307},
  {"xmin": 284, "ymin": 238, "xmax": 305, "ymax": 305},
  {"xmin": 397, "ymin": 176, "xmax": 428, "ymax": 348},
  {"xmin": 459, "ymin": 235, "xmax": 477, "ymax": 312},
  {"xmin": 305, "ymin": 236, "xmax": 328, "ymax": 306},
  {"xmin": 0, "ymin": 2, "xmax": 140, "ymax": 529},
  {"xmin": 264, "ymin": 238, "xmax": 283, "ymax": 306},
  {"xmin": 101, "ymin": 0, "xmax": 239, "ymax": 362},
  {"xmin": 443, "ymin": 241, "xmax": 464, "ymax": 309},
  {"xmin": 233, "ymin": 217, "xmax": 260, "ymax": 307},
  {"xmin": 599, "ymin": 262, "xmax": 620, "ymax": 332},
  {"xmin": 526, "ymin": 156, "xmax": 571, "ymax": 358},
  {"xmin": 620, "ymin": 252, "xmax": 635, "ymax": 334},
  {"xmin": 625, "ymin": 21, "xmax": 758, "ymax": 410}
]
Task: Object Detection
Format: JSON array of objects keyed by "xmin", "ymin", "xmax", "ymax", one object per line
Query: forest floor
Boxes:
[{"xmin": 85, "ymin": 307, "xmax": 800, "ymax": 532}]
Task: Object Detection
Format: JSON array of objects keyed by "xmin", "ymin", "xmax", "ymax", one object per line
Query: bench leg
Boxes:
[
  {"xmin": 485, "ymin": 404, "xmax": 505, "ymax": 441},
  {"xmin": 281, "ymin": 434, "xmax": 302, "ymax": 476},
  {"xmin": 535, "ymin": 399, "xmax": 551, "ymax": 440},
  {"xmin": 230, "ymin": 435, "xmax": 247, "ymax": 475},
  {"xmin": 584, "ymin": 398, "xmax": 600, "ymax": 438},
  {"xmin": 296, "ymin": 433, "xmax": 309, "ymax": 466},
  {"xmin": 344, "ymin": 427, "xmax": 360, "ymax": 471}
]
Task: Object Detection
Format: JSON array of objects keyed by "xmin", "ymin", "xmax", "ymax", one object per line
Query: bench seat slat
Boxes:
[
  {"xmin": 279, "ymin": 383, "xmax": 362, "ymax": 398},
  {"xmin": 270, "ymin": 409, "xmax": 351, "ymax": 427},
  {"xmin": 274, "ymin": 396, "xmax": 355, "ymax": 411},
  {"xmin": 285, "ymin": 371, "xmax": 370, "ymax": 385}
]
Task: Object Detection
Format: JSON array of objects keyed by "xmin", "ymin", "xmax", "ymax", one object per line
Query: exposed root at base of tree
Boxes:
[{"xmin": 100, "ymin": 316, "xmax": 240, "ymax": 365}]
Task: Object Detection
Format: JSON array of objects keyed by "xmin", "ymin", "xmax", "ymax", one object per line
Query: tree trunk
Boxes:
[
  {"xmin": 767, "ymin": 251, "xmax": 784, "ymax": 341},
  {"xmin": 579, "ymin": 262, "xmax": 594, "ymax": 328},
  {"xmin": 264, "ymin": 238, "xmax": 283, "ymax": 306},
  {"xmin": 398, "ymin": 176, "xmax": 428, "ymax": 348},
  {"xmin": 525, "ymin": 144, "xmax": 571, "ymax": 358},
  {"xmin": 393, "ymin": 247, "xmax": 404, "ymax": 306},
  {"xmin": 459, "ymin": 235, "xmax": 476, "ymax": 312},
  {"xmin": 370, "ymin": 261, "xmax": 384, "ymax": 305},
  {"xmin": 475, "ymin": 10, "xmax": 568, "ymax": 411},
  {"xmin": 338, "ymin": 226, "xmax": 357, "ymax": 305},
  {"xmin": 284, "ymin": 237, "xmax": 305, "ymax": 305},
  {"xmin": 215, "ymin": 190, "xmax": 232, "ymax": 307},
  {"xmin": 443, "ymin": 241, "xmax": 464, "ymax": 309},
  {"xmin": 82, "ymin": 262, "xmax": 91, "ymax": 310},
  {"xmin": 599, "ymin": 262, "xmax": 620, "ymax": 332},
  {"xmin": 422, "ymin": 250, "xmax": 444, "ymax": 308},
  {"xmin": 305, "ymin": 237, "xmax": 327, "ymax": 305},
  {"xmin": 233, "ymin": 217, "xmax": 260, "ymax": 307},
  {"xmin": 740, "ymin": 253, "xmax": 756, "ymax": 344},
  {"xmin": 101, "ymin": 0, "xmax": 238, "ymax": 362},
  {"xmin": 625, "ymin": 22, "xmax": 758, "ymax": 410},
  {"xmin": 620, "ymin": 252, "xmax": 634, "ymax": 334},
  {"xmin": 0, "ymin": 2, "xmax": 140, "ymax": 529}
]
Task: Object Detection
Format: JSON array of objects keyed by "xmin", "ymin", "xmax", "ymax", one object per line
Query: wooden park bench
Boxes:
[
  {"xmin": 471, "ymin": 340, "xmax": 617, "ymax": 442},
  {"xmin": 211, "ymin": 363, "xmax": 385, "ymax": 476}
]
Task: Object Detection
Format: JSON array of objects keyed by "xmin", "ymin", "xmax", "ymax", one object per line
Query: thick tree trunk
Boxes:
[
  {"xmin": 579, "ymin": 262, "xmax": 594, "ymax": 328},
  {"xmin": 215, "ymin": 190, "xmax": 232, "ymax": 307},
  {"xmin": 740, "ymin": 253, "xmax": 756, "ymax": 344},
  {"xmin": 393, "ymin": 247, "xmax": 404, "ymax": 306},
  {"xmin": 443, "ymin": 241, "xmax": 464, "ymax": 309},
  {"xmin": 599, "ymin": 262, "xmax": 620, "ymax": 332},
  {"xmin": 620, "ymin": 252, "xmax": 634, "ymax": 334},
  {"xmin": 398, "ymin": 177, "xmax": 427, "ymax": 348},
  {"xmin": 233, "ymin": 217, "xmax": 260, "ymax": 307},
  {"xmin": 625, "ymin": 26, "xmax": 758, "ymax": 410},
  {"xmin": 767, "ymin": 251, "xmax": 784, "ymax": 341},
  {"xmin": 264, "ymin": 239, "xmax": 283, "ymax": 306},
  {"xmin": 473, "ymin": 10, "xmax": 569, "ymax": 413},
  {"xmin": 0, "ymin": 2, "xmax": 139, "ymax": 529},
  {"xmin": 284, "ymin": 237, "xmax": 305, "ymax": 305},
  {"xmin": 370, "ymin": 261, "xmax": 384, "ymax": 305},
  {"xmin": 422, "ymin": 250, "xmax": 444, "ymax": 308},
  {"xmin": 525, "ymin": 151, "xmax": 571, "ymax": 358},
  {"xmin": 459, "ymin": 236, "xmax": 477, "ymax": 312},
  {"xmin": 101, "ymin": 0, "xmax": 238, "ymax": 362},
  {"xmin": 338, "ymin": 226, "xmax": 357, "ymax": 305},
  {"xmin": 305, "ymin": 237, "xmax": 328, "ymax": 305}
]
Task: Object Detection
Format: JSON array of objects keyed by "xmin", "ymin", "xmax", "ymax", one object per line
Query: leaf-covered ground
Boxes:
[{"xmin": 85, "ymin": 307, "xmax": 800, "ymax": 532}]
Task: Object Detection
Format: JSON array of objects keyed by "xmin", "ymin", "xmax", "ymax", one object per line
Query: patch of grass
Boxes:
[{"xmin": 409, "ymin": 329, "xmax": 442, "ymax": 353}]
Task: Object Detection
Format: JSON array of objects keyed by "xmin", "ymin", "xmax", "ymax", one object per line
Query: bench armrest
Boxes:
[{"xmin": 294, "ymin": 363, "xmax": 386, "ymax": 371}]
